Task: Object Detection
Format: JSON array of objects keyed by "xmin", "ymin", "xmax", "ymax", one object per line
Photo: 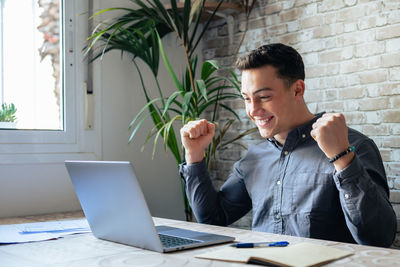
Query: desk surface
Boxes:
[{"xmin": 0, "ymin": 211, "xmax": 399, "ymax": 267}]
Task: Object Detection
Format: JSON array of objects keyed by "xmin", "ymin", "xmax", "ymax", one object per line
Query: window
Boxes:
[
  {"xmin": 0, "ymin": 0, "xmax": 100, "ymax": 163},
  {"xmin": 0, "ymin": 0, "xmax": 63, "ymax": 130}
]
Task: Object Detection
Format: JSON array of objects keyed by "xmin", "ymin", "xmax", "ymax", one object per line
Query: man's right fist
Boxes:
[{"xmin": 180, "ymin": 119, "xmax": 215, "ymax": 164}]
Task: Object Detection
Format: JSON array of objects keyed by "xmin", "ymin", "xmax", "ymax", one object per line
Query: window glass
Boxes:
[{"xmin": 0, "ymin": 0, "xmax": 62, "ymax": 130}]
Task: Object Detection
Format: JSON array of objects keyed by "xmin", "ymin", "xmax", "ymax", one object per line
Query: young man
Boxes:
[{"xmin": 179, "ymin": 43, "xmax": 397, "ymax": 247}]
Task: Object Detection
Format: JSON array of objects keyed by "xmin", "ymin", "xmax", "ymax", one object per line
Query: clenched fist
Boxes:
[
  {"xmin": 180, "ymin": 119, "xmax": 215, "ymax": 164},
  {"xmin": 310, "ymin": 113, "xmax": 354, "ymax": 171}
]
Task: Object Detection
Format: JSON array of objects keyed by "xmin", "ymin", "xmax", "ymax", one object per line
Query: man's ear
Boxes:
[{"xmin": 293, "ymin": 80, "xmax": 305, "ymax": 97}]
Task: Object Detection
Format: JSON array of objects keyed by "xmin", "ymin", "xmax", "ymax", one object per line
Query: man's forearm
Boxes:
[{"xmin": 334, "ymin": 155, "xmax": 396, "ymax": 247}]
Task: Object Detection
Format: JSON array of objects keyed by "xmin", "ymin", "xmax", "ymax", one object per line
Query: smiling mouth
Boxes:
[{"xmin": 255, "ymin": 116, "xmax": 274, "ymax": 127}]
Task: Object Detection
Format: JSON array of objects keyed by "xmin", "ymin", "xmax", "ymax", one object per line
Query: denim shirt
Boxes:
[{"xmin": 180, "ymin": 114, "xmax": 397, "ymax": 247}]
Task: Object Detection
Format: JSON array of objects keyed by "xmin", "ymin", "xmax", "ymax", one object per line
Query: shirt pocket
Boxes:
[{"xmin": 290, "ymin": 172, "xmax": 338, "ymax": 213}]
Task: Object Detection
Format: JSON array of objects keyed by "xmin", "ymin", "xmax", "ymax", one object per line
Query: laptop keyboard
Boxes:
[{"xmin": 158, "ymin": 233, "xmax": 201, "ymax": 248}]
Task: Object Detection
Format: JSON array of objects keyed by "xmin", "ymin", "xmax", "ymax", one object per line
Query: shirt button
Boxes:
[
  {"xmin": 275, "ymin": 214, "xmax": 280, "ymax": 220},
  {"xmin": 284, "ymin": 151, "xmax": 289, "ymax": 156},
  {"xmin": 344, "ymin": 193, "xmax": 350, "ymax": 199},
  {"xmin": 302, "ymin": 134, "xmax": 306, "ymax": 138},
  {"xmin": 276, "ymin": 180, "xmax": 281, "ymax": 185}
]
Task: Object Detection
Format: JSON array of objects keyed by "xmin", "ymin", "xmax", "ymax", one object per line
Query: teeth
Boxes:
[{"xmin": 256, "ymin": 117, "xmax": 271, "ymax": 124}]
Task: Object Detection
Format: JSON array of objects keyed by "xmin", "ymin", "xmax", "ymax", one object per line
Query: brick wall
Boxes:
[{"xmin": 202, "ymin": 0, "xmax": 400, "ymax": 246}]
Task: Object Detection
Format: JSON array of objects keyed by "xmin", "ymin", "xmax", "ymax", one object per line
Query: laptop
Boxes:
[{"xmin": 65, "ymin": 160, "xmax": 234, "ymax": 252}]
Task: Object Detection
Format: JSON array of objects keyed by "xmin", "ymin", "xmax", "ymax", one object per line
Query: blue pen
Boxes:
[{"xmin": 230, "ymin": 241, "xmax": 289, "ymax": 248}]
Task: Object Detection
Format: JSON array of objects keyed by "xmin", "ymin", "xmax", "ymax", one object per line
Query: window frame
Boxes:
[{"xmin": 0, "ymin": 0, "xmax": 100, "ymax": 163}]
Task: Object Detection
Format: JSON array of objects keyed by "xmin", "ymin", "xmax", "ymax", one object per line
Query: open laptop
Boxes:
[{"xmin": 65, "ymin": 160, "xmax": 234, "ymax": 253}]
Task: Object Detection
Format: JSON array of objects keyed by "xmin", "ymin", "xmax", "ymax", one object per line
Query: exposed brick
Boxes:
[
  {"xmin": 304, "ymin": 90, "xmax": 323, "ymax": 102},
  {"xmin": 359, "ymin": 97, "xmax": 389, "ymax": 111},
  {"xmin": 379, "ymin": 149, "xmax": 392, "ymax": 162},
  {"xmin": 335, "ymin": 73, "xmax": 360, "ymax": 87},
  {"xmin": 377, "ymin": 25, "xmax": 400, "ymax": 40},
  {"xmin": 264, "ymin": 2, "xmax": 283, "ymax": 15},
  {"xmin": 338, "ymin": 87, "xmax": 365, "ymax": 99},
  {"xmin": 336, "ymin": 30, "xmax": 375, "ymax": 46},
  {"xmin": 325, "ymin": 12, "xmax": 337, "ymax": 24},
  {"xmin": 382, "ymin": 110, "xmax": 400, "ymax": 123},
  {"xmin": 344, "ymin": 22, "xmax": 357, "ymax": 32},
  {"xmin": 393, "ymin": 149, "xmax": 400, "ymax": 162},
  {"xmin": 393, "ymin": 124, "xmax": 400, "ymax": 135},
  {"xmin": 319, "ymin": 47, "xmax": 353, "ymax": 63},
  {"xmin": 344, "ymin": 99, "xmax": 359, "ymax": 111},
  {"xmin": 366, "ymin": 55, "xmax": 382, "ymax": 70},
  {"xmin": 267, "ymin": 24, "xmax": 288, "ymax": 35},
  {"xmin": 248, "ymin": 18, "xmax": 266, "ymax": 29},
  {"xmin": 358, "ymin": 16, "xmax": 378, "ymax": 30},
  {"xmin": 382, "ymin": 0, "xmax": 400, "ymax": 12},
  {"xmin": 344, "ymin": 112, "xmax": 366, "ymax": 124},
  {"xmin": 359, "ymin": 69, "xmax": 387, "ymax": 84},
  {"xmin": 279, "ymin": 32, "xmax": 300, "ymax": 44},
  {"xmin": 318, "ymin": 0, "xmax": 345, "ymax": 12},
  {"xmin": 365, "ymin": 111, "xmax": 381, "ymax": 124},
  {"xmin": 382, "ymin": 137, "xmax": 400, "ymax": 148},
  {"xmin": 303, "ymin": 3, "xmax": 318, "ymax": 16},
  {"xmin": 392, "ymin": 191, "xmax": 400, "ymax": 204},
  {"xmin": 280, "ymin": 8, "xmax": 303, "ymax": 23},
  {"xmin": 303, "ymin": 52, "xmax": 319, "ymax": 65},
  {"xmin": 363, "ymin": 1, "xmax": 382, "ymax": 16},
  {"xmin": 386, "ymin": 38, "xmax": 400, "ymax": 53},
  {"xmin": 318, "ymin": 101, "xmax": 345, "ymax": 112},
  {"xmin": 388, "ymin": 10, "xmax": 400, "ymax": 24},
  {"xmin": 313, "ymin": 25, "xmax": 334, "ymax": 38},
  {"xmin": 382, "ymin": 53, "xmax": 400, "ymax": 68},
  {"xmin": 287, "ymin": 21, "xmax": 300, "ymax": 32},
  {"xmin": 282, "ymin": 1, "xmax": 295, "ymax": 10},
  {"xmin": 337, "ymin": 6, "xmax": 364, "ymax": 22},
  {"xmin": 206, "ymin": 37, "xmax": 229, "ymax": 49},
  {"xmin": 203, "ymin": 49, "xmax": 216, "ymax": 60},
  {"xmin": 301, "ymin": 15, "xmax": 324, "ymax": 28},
  {"xmin": 355, "ymin": 42, "xmax": 385, "ymax": 58},
  {"xmin": 391, "ymin": 96, "xmax": 400, "ymax": 109},
  {"xmin": 266, "ymin": 13, "xmax": 282, "ymax": 25},
  {"xmin": 362, "ymin": 124, "xmax": 391, "ymax": 136},
  {"xmin": 390, "ymin": 67, "xmax": 400, "ymax": 81},
  {"xmin": 340, "ymin": 59, "xmax": 368, "ymax": 74}
]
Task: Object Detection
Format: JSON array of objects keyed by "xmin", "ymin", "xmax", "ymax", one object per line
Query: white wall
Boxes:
[
  {"xmin": 0, "ymin": 0, "xmax": 190, "ymax": 220},
  {"xmin": 97, "ymin": 40, "xmax": 186, "ymax": 221}
]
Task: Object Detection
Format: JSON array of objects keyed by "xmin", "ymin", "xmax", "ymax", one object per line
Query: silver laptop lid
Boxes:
[{"xmin": 65, "ymin": 160, "xmax": 164, "ymax": 252}]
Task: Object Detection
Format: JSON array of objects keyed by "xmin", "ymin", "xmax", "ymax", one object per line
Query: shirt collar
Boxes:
[{"xmin": 267, "ymin": 112, "xmax": 325, "ymax": 150}]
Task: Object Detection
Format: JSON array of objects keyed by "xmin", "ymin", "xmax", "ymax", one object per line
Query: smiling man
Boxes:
[{"xmin": 179, "ymin": 43, "xmax": 396, "ymax": 247}]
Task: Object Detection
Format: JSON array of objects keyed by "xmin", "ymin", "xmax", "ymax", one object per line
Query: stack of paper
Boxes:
[{"xmin": 0, "ymin": 219, "xmax": 91, "ymax": 244}]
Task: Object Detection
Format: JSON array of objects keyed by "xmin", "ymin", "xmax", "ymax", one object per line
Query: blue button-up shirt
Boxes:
[{"xmin": 180, "ymin": 114, "xmax": 397, "ymax": 247}]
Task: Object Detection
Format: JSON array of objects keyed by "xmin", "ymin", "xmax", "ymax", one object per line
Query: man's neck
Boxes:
[{"xmin": 274, "ymin": 109, "xmax": 315, "ymax": 145}]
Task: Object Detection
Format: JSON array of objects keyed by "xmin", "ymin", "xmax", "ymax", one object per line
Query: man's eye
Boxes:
[{"xmin": 260, "ymin": 96, "xmax": 270, "ymax": 100}]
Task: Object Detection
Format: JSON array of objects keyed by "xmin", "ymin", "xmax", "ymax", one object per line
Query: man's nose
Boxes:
[{"xmin": 248, "ymin": 99, "xmax": 261, "ymax": 116}]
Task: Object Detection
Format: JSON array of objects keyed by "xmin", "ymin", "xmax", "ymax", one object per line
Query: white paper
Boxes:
[{"xmin": 0, "ymin": 219, "xmax": 91, "ymax": 244}]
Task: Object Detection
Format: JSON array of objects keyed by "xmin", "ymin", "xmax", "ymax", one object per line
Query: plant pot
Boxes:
[{"xmin": 0, "ymin": 122, "xmax": 17, "ymax": 129}]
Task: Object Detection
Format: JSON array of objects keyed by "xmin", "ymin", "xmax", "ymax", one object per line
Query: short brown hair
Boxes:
[{"xmin": 236, "ymin": 43, "xmax": 305, "ymax": 86}]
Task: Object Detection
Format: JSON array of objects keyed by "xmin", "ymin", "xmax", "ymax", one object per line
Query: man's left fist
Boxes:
[{"xmin": 311, "ymin": 113, "xmax": 354, "ymax": 170}]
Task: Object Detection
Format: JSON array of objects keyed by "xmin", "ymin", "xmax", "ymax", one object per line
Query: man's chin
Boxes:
[{"xmin": 257, "ymin": 128, "xmax": 273, "ymax": 139}]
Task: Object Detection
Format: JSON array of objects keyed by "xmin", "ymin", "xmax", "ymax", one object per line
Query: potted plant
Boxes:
[
  {"xmin": 85, "ymin": 0, "xmax": 256, "ymax": 220},
  {"xmin": 0, "ymin": 103, "xmax": 17, "ymax": 129}
]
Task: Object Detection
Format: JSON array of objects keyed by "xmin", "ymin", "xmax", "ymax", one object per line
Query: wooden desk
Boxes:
[{"xmin": 1, "ymin": 211, "xmax": 399, "ymax": 266}]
